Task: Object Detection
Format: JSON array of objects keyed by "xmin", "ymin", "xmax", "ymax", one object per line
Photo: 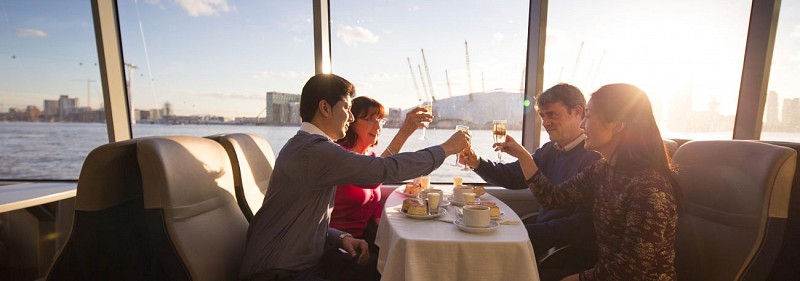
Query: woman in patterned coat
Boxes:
[{"xmin": 499, "ymin": 83, "xmax": 678, "ymax": 281}]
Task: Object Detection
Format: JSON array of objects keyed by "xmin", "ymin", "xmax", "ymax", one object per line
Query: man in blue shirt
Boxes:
[{"xmin": 461, "ymin": 83, "xmax": 601, "ymax": 279}]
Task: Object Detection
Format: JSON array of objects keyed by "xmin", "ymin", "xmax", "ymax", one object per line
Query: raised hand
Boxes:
[
  {"xmin": 441, "ymin": 130, "xmax": 470, "ymax": 156},
  {"xmin": 493, "ymin": 135, "xmax": 530, "ymax": 160},
  {"xmin": 403, "ymin": 106, "xmax": 433, "ymax": 130},
  {"xmin": 458, "ymin": 148, "xmax": 479, "ymax": 169}
]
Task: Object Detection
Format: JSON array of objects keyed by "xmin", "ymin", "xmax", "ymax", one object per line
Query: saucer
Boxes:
[
  {"xmin": 438, "ymin": 200, "xmax": 451, "ymax": 207},
  {"xmin": 454, "ymin": 219, "xmax": 499, "ymax": 233},
  {"xmin": 451, "ymin": 200, "xmax": 465, "ymax": 207},
  {"xmin": 402, "ymin": 208, "xmax": 448, "ymax": 220}
]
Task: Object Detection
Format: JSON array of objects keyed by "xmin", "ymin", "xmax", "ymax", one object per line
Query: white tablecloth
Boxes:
[{"xmin": 376, "ymin": 185, "xmax": 539, "ymax": 281}]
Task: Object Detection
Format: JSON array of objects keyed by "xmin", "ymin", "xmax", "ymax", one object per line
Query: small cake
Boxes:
[
  {"xmin": 404, "ymin": 183, "xmax": 422, "ymax": 195},
  {"xmin": 402, "ymin": 198, "xmax": 427, "ymax": 215},
  {"xmin": 473, "ymin": 186, "xmax": 486, "ymax": 197},
  {"xmin": 468, "ymin": 201, "xmax": 501, "ymax": 218}
]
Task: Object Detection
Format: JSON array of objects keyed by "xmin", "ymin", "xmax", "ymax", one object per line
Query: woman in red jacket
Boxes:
[{"xmin": 331, "ymin": 96, "xmax": 430, "ymax": 251}]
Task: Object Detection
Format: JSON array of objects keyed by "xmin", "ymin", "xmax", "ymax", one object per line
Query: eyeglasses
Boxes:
[{"xmin": 359, "ymin": 117, "xmax": 388, "ymax": 126}]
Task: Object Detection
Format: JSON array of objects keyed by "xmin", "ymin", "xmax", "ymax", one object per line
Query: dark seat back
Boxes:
[
  {"xmin": 206, "ymin": 133, "xmax": 275, "ymax": 221},
  {"xmin": 138, "ymin": 136, "xmax": 248, "ymax": 281},
  {"xmin": 761, "ymin": 140, "xmax": 800, "ymax": 280},
  {"xmin": 46, "ymin": 139, "xmax": 153, "ymax": 281},
  {"xmin": 672, "ymin": 140, "xmax": 796, "ymax": 281}
]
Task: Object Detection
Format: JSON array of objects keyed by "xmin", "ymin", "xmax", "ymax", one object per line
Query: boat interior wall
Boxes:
[
  {"xmin": 47, "ymin": 139, "xmax": 152, "ymax": 280},
  {"xmin": 137, "ymin": 136, "xmax": 248, "ymax": 281},
  {"xmin": 206, "ymin": 133, "xmax": 276, "ymax": 222},
  {"xmin": 760, "ymin": 141, "xmax": 800, "ymax": 280},
  {"xmin": 672, "ymin": 140, "xmax": 797, "ymax": 281}
]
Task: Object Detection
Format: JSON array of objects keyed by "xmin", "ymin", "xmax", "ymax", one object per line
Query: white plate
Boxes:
[
  {"xmin": 438, "ymin": 200, "xmax": 451, "ymax": 207},
  {"xmin": 451, "ymin": 200, "xmax": 465, "ymax": 207},
  {"xmin": 402, "ymin": 207, "xmax": 448, "ymax": 220},
  {"xmin": 454, "ymin": 219, "xmax": 500, "ymax": 233}
]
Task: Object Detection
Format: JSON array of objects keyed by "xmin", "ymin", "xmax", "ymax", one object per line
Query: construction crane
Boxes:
[
  {"xmin": 407, "ymin": 57, "xmax": 422, "ymax": 101},
  {"xmin": 465, "ymin": 41, "xmax": 474, "ymax": 101},
  {"xmin": 72, "ymin": 79, "xmax": 96, "ymax": 109},
  {"xmin": 445, "ymin": 69, "xmax": 453, "ymax": 98},
  {"xmin": 417, "ymin": 64, "xmax": 429, "ymax": 101},
  {"xmin": 421, "ymin": 49, "xmax": 435, "ymax": 101}
]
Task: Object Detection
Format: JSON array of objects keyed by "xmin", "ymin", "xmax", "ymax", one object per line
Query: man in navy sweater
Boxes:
[{"xmin": 461, "ymin": 83, "xmax": 601, "ymax": 279}]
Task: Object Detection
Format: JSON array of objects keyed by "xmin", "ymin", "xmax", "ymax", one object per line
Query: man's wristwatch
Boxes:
[{"xmin": 339, "ymin": 232, "xmax": 353, "ymax": 242}]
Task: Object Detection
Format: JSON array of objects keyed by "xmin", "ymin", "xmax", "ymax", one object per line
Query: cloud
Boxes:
[
  {"xmin": 145, "ymin": 0, "xmax": 166, "ymax": 10},
  {"xmin": 175, "ymin": 0, "xmax": 232, "ymax": 17},
  {"xmin": 336, "ymin": 25, "xmax": 379, "ymax": 47},
  {"xmin": 16, "ymin": 29, "xmax": 47, "ymax": 37}
]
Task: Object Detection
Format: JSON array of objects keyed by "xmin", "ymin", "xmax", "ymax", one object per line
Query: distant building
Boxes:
[
  {"xmin": 266, "ymin": 91, "xmax": 300, "ymax": 124},
  {"xmin": 43, "ymin": 100, "xmax": 58, "ymax": 117},
  {"xmin": 387, "ymin": 108, "xmax": 402, "ymax": 128},
  {"xmin": 57, "ymin": 95, "xmax": 78, "ymax": 118},
  {"xmin": 766, "ymin": 91, "xmax": 779, "ymax": 128},
  {"xmin": 782, "ymin": 98, "xmax": 800, "ymax": 129}
]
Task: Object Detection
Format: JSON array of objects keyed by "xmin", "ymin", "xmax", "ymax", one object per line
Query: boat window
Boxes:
[
  {"xmin": 762, "ymin": 2, "xmax": 800, "ymax": 142},
  {"xmin": 117, "ymin": 1, "xmax": 314, "ymax": 151},
  {"xmin": 330, "ymin": 0, "xmax": 529, "ymax": 183},
  {"xmin": 546, "ymin": 0, "xmax": 751, "ymax": 140},
  {"xmin": 0, "ymin": 1, "xmax": 105, "ymax": 180}
]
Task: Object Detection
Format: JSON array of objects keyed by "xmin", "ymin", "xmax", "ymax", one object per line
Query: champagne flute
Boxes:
[
  {"xmin": 455, "ymin": 125, "xmax": 472, "ymax": 170},
  {"xmin": 418, "ymin": 100, "xmax": 433, "ymax": 140},
  {"xmin": 493, "ymin": 120, "xmax": 507, "ymax": 162}
]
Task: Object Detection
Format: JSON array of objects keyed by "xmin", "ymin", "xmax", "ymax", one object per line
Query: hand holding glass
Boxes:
[
  {"xmin": 492, "ymin": 120, "xmax": 507, "ymax": 162},
  {"xmin": 418, "ymin": 101, "xmax": 433, "ymax": 140},
  {"xmin": 454, "ymin": 125, "xmax": 471, "ymax": 170}
]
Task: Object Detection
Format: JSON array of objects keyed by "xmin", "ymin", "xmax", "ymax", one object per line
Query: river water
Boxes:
[
  {"xmin": 0, "ymin": 122, "xmax": 522, "ymax": 183},
  {"xmin": 3, "ymin": 122, "xmax": 798, "ymax": 182}
]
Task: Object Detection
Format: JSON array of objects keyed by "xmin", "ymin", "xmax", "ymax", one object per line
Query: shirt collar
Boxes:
[
  {"xmin": 553, "ymin": 134, "xmax": 586, "ymax": 152},
  {"xmin": 299, "ymin": 122, "xmax": 332, "ymax": 141}
]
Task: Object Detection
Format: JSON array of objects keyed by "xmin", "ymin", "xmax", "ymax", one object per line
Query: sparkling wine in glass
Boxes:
[
  {"xmin": 493, "ymin": 120, "xmax": 507, "ymax": 162},
  {"xmin": 454, "ymin": 125, "xmax": 471, "ymax": 170},
  {"xmin": 418, "ymin": 100, "xmax": 433, "ymax": 140}
]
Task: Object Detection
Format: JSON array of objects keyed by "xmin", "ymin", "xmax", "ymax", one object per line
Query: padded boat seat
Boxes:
[
  {"xmin": 673, "ymin": 140, "xmax": 796, "ymax": 281},
  {"xmin": 46, "ymin": 138, "xmax": 152, "ymax": 280},
  {"xmin": 206, "ymin": 133, "xmax": 275, "ymax": 222},
  {"xmin": 137, "ymin": 136, "xmax": 248, "ymax": 281}
]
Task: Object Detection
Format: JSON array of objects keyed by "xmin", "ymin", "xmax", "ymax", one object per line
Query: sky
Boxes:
[{"xmin": 1, "ymin": 0, "xmax": 799, "ymax": 119}]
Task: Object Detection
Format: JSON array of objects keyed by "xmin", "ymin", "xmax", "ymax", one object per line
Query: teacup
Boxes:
[
  {"xmin": 420, "ymin": 189, "xmax": 443, "ymax": 210},
  {"xmin": 461, "ymin": 192, "xmax": 476, "ymax": 204},
  {"xmin": 462, "ymin": 205, "xmax": 491, "ymax": 227},
  {"xmin": 453, "ymin": 185, "xmax": 473, "ymax": 202}
]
